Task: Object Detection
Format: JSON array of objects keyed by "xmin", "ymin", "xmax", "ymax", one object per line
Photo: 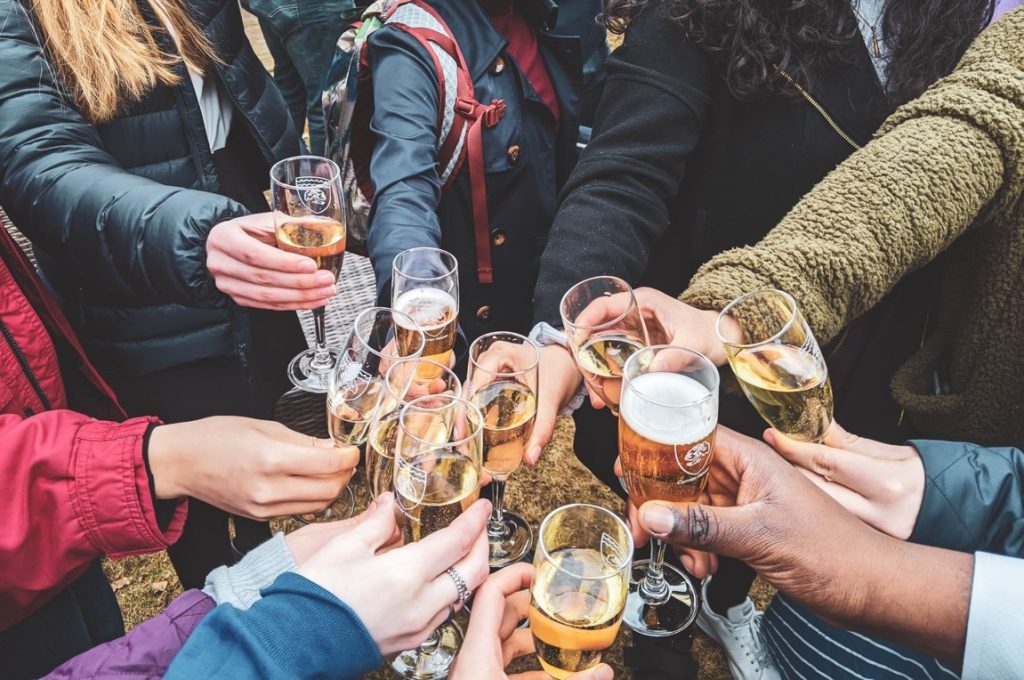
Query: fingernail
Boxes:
[
  {"xmin": 641, "ymin": 504, "xmax": 676, "ymax": 536},
  {"xmin": 763, "ymin": 429, "xmax": 776, "ymax": 447},
  {"xmin": 592, "ymin": 664, "xmax": 613, "ymax": 680},
  {"xmin": 528, "ymin": 444, "xmax": 541, "ymax": 463},
  {"xmin": 315, "ymin": 271, "xmax": 335, "ymax": 285}
]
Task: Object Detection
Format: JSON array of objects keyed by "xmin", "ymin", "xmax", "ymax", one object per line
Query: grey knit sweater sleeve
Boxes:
[{"xmin": 202, "ymin": 533, "xmax": 296, "ymax": 609}]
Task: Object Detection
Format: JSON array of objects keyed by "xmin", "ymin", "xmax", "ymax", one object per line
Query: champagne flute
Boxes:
[
  {"xmin": 366, "ymin": 357, "xmax": 462, "ymax": 500},
  {"xmin": 465, "ymin": 332, "xmax": 539, "ymax": 568},
  {"xmin": 619, "ymin": 345, "xmax": 718, "ymax": 637},
  {"xmin": 392, "ymin": 247, "xmax": 459, "ymax": 378},
  {"xmin": 294, "ymin": 306, "xmax": 425, "ymax": 525},
  {"xmin": 529, "ymin": 504, "xmax": 633, "ymax": 679},
  {"xmin": 392, "ymin": 395, "xmax": 484, "ymax": 680},
  {"xmin": 270, "ymin": 155, "xmax": 346, "ymax": 393},
  {"xmin": 560, "ymin": 276, "xmax": 650, "ymax": 415},
  {"xmin": 717, "ymin": 289, "xmax": 833, "ymax": 442}
]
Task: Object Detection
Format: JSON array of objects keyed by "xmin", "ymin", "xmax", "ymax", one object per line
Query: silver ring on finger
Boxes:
[{"xmin": 446, "ymin": 567, "xmax": 470, "ymax": 606}]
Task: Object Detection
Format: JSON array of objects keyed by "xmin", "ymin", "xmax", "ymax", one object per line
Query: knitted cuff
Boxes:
[{"xmin": 203, "ymin": 533, "xmax": 296, "ymax": 609}]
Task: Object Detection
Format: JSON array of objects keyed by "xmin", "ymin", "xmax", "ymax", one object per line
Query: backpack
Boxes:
[{"xmin": 322, "ymin": 0, "xmax": 506, "ymax": 284}]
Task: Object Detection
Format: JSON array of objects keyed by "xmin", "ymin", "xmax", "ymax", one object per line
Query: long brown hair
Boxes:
[{"xmin": 30, "ymin": 0, "xmax": 220, "ymax": 123}]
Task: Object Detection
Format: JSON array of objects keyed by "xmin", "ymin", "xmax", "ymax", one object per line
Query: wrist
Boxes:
[
  {"xmin": 147, "ymin": 423, "xmax": 189, "ymax": 499},
  {"xmin": 704, "ymin": 308, "xmax": 741, "ymax": 366}
]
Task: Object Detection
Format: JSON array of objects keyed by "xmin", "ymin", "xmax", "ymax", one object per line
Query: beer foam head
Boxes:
[
  {"xmin": 621, "ymin": 372, "xmax": 715, "ymax": 445},
  {"xmin": 395, "ymin": 287, "xmax": 458, "ymax": 330}
]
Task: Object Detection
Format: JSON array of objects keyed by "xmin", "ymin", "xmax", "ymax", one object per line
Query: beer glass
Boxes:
[
  {"xmin": 271, "ymin": 156, "xmax": 346, "ymax": 393},
  {"xmin": 717, "ymin": 289, "xmax": 833, "ymax": 442},
  {"xmin": 295, "ymin": 307, "xmax": 425, "ymax": 526},
  {"xmin": 465, "ymin": 332, "xmax": 539, "ymax": 568},
  {"xmin": 560, "ymin": 276, "xmax": 650, "ymax": 415},
  {"xmin": 392, "ymin": 247, "xmax": 460, "ymax": 378},
  {"xmin": 529, "ymin": 504, "xmax": 632, "ymax": 679},
  {"xmin": 392, "ymin": 395, "xmax": 483, "ymax": 680},
  {"xmin": 366, "ymin": 357, "xmax": 462, "ymax": 500},
  {"xmin": 619, "ymin": 345, "xmax": 718, "ymax": 637}
]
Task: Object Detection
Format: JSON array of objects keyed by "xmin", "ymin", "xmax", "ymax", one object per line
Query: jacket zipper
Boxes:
[
  {"xmin": 0, "ymin": 317, "xmax": 52, "ymax": 411},
  {"xmin": 775, "ymin": 67, "xmax": 863, "ymax": 152}
]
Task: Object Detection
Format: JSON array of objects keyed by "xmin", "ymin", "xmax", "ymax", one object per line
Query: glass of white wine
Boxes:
[
  {"xmin": 392, "ymin": 247, "xmax": 460, "ymax": 379},
  {"xmin": 392, "ymin": 394, "xmax": 484, "ymax": 680},
  {"xmin": 560, "ymin": 276, "xmax": 650, "ymax": 416},
  {"xmin": 366, "ymin": 357, "xmax": 462, "ymax": 501},
  {"xmin": 529, "ymin": 503, "xmax": 633, "ymax": 679},
  {"xmin": 270, "ymin": 156, "xmax": 346, "ymax": 393},
  {"xmin": 716, "ymin": 289, "xmax": 833, "ymax": 442},
  {"xmin": 619, "ymin": 345, "xmax": 718, "ymax": 637},
  {"xmin": 465, "ymin": 332, "xmax": 539, "ymax": 568},
  {"xmin": 294, "ymin": 306, "xmax": 425, "ymax": 526}
]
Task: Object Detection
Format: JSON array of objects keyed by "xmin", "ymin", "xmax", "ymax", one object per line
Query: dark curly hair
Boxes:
[{"xmin": 606, "ymin": 0, "xmax": 996, "ymax": 106}]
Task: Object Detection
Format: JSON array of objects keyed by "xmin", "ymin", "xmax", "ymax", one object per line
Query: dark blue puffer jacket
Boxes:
[{"xmin": 0, "ymin": 0, "xmax": 303, "ymax": 375}]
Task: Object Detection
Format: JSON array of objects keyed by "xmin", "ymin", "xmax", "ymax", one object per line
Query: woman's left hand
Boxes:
[{"xmin": 450, "ymin": 563, "xmax": 613, "ymax": 680}]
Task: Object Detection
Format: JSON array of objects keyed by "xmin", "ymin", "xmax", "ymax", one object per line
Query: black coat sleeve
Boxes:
[
  {"xmin": 0, "ymin": 0, "xmax": 247, "ymax": 307},
  {"xmin": 531, "ymin": 4, "xmax": 714, "ymax": 325},
  {"xmin": 910, "ymin": 440, "xmax": 1024, "ymax": 558}
]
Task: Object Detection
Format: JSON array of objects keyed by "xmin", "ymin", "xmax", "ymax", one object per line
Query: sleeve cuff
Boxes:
[
  {"xmin": 203, "ymin": 533, "xmax": 297, "ymax": 609},
  {"xmin": 963, "ymin": 552, "xmax": 1024, "ymax": 679}
]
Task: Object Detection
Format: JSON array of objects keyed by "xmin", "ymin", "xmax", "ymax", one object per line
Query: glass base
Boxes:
[
  {"xmin": 292, "ymin": 486, "xmax": 355, "ymax": 525},
  {"xmin": 488, "ymin": 511, "xmax": 533, "ymax": 569},
  {"xmin": 623, "ymin": 560, "xmax": 698, "ymax": 637},
  {"xmin": 391, "ymin": 620, "xmax": 463, "ymax": 680},
  {"xmin": 287, "ymin": 346, "xmax": 342, "ymax": 394}
]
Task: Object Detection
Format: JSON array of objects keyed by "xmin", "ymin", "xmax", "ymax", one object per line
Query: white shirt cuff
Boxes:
[{"xmin": 963, "ymin": 552, "xmax": 1024, "ymax": 679}]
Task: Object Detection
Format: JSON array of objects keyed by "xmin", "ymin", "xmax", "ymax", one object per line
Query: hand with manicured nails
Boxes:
[
  {"xmin": 147, "ymin": 416, "xmax": 358, "ymax": 520},
  {"xmin": 451, "ymin": 563, "xmax": 614, "ymax": 680},
  {"xmin": 297, "ymin": 495, "xmax": 492, "ymax": 656},
  {"xmin": 765, "ymin": 423, "xmax": 924, "ymax": 540},
  {"xmin": 206, "ymin": 213, "xmax": 337, "ymax": 310}
]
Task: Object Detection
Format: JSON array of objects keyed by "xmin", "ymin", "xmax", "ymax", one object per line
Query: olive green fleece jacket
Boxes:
[{"xmin": 681, "ymin": 8, "xmax": 1024, "ymax": 447}]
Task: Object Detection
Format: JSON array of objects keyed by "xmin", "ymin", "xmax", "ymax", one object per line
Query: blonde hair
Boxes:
[{"xmin": 31, "ymin": 0, "xmax": 220, "ymax": 123}]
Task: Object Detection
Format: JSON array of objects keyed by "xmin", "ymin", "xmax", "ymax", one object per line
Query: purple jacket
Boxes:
[{"xmin": 45, "ymin": 590, "xmax": 214, "ymax": 679}]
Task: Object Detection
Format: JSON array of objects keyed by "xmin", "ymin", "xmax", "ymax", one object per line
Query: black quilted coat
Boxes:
[{"xmin": 0, "ymin": 0, "xmax": 303, "ymax": 376}]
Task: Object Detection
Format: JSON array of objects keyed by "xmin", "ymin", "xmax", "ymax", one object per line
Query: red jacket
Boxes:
[{"xmin": 0, "ymin": 227, "xmax": 187, "ymax": 630}]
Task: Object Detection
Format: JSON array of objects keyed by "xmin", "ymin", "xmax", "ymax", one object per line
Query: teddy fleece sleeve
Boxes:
[
  {"xmin": 680, "ymin": 14, "xmax": 1024, "ymax": 342},
  {"xmin": 0, "ymin": 411, "xmax": 186, "ymax": 631},
  {"xmin": 0, "ymin": 0, "xmax": 247, "ymax": 308}
]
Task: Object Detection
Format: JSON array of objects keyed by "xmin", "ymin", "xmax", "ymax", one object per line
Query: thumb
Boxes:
[
  {"xmin": 568, "ymin": 664, "xmax": 614, "ymax": 680},
  {"xmin": 638, "ymin": 500, "xmax": 747, "ymax": 556},
  {"xmin": 332, "ymin": 493, "xmax": 398, "ymax": 555}
]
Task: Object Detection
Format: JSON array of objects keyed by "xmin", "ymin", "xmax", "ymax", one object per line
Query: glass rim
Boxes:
[
  {"xmin": 715, "ymin": 288, "xmax": 800, "ymax": 350},
  {"xmin": 536, "ymin": 503, "xmax": 633, "ymax": 578},
  {"xmin": 559, "ymin": 275, "xmax": 640, "ymax": 334},
  {"xmin": 622, "ymin": 344, "xmax": 720, "ymax": 409},
  {"xmin": 269, "ymin": 155, "xmax": 341, "ymax": 189},
  {"xmin": 383, "ymin": 357, "xmax": 463, "ymax": 401},
  {"xmin": 399, "ymin": 394, "xmax": 483, "ymax": 447},
  {"xmin": 392, "ymin": 247, "xmax": 459, "ymax": 283},
  {"xmin": 468, "ymin": 331, "xmax": 540, "ymax": 377},
  {"xmin": 352, "ymin": 306, "xmax": 426, "ymax": 359}
]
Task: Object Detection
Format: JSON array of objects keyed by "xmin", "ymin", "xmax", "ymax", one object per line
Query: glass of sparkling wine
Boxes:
[
  {"xmin": 366, "ymin": 357, "xmax": 462, "ymax": 500},
  {"xmin": 392, "ymin": 395, "xmax": 483, "ymax": 680},
  {"xmin": 529, "ymin": 504, "xmax": 632, "ymax": 679},
  {"xmin": 270, "ymin": 156, "xmax": 347, "ymax": 393},
  {"xmin": 465, "ymin": 332, "xmax": 539, "ymax": 568},
  {"xmin": 619, "ymin": 345, "xmax": 718, "ymax": 637},
  {"xmin": 717, "ymin": 289, "xmax": 833, "ymax": 442},
  {"xmin": 392, "ymin": 247, "xmax": 459, "ymax": 379},
  {"xmin": 560, "ymin": 276, "xmax": 650, "ymax": 416},
  {"xmin": 294, "ymin": 306, "xmax": 425, "ymax": 526}
]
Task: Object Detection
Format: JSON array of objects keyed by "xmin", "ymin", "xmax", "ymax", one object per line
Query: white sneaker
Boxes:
[{"xmin": 696, "ymin": 578, "xmax": 781, "ymax": 680}]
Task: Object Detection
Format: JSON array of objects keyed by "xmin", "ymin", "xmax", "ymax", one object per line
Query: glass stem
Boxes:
[
  {"xmin": 639, "ymin": 539, "xmax": 671, "ymax": 604},
  {"xmin": 309, "ymin": 306, "xmax": 333, "ymax": 373},
  {"xmin": 487, "ymin": 477, "xmax": 510, "ymax": 540}
]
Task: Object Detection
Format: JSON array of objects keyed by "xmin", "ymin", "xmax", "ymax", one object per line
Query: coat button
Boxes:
[
  {"xmin": 490, "ymin": 229, "xmax": 506, "ymax": 247},
  {"xmin": 507, "ymin": 144, "xmax": 521, "ymax": 164},
  {"xmin": 476, "ymin": 305, "xmax": 492, "ymax": 321},
  {"xmin": 490, "ymin": 56, "xmax": 506, "ymax": 75}
]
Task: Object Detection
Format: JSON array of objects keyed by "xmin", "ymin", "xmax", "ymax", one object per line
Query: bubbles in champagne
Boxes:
[
  {"xmin": 394, "ymin": 451, "xmax": 480, "ymax": 542},
  {"xmin": 394, "ymin": 288, "xmax": 458, "ymax": 370},
  {"xmin": 473, "ymin": 380, "xmax": 537, "ymax": 478},
  {"xmin": 276, "ymin": 218, "xmax": 346, "ymax": 277}
]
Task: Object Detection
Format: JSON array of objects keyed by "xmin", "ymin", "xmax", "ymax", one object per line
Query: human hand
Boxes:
[
  {"xmin": 451, "ymin": 563, "xmax": 613, "ymax": 680},
  {"xmin": 283, "ymin": 499, "xmax": 402, "ymax": 566},
  {"xmin": 297, "ymin": 495, "xmax": 492, "ymax": 655},
  {"xmin": 766, "ymin": 423, "xmax": 924, "ymax": 540},
  {"xmin": 635, "ymin": 426, "xmax": 895, "ymax": 627},
  {"xmin": 524, "ymin": 345, "xmax": 582, "ymax": 464},
  {"xmin": 206, "ymin": 212, "xmax": 336, "ymax": 310},
  {"xmin": 148, "ymin": 416, "xmax": 358, "ymax": 520}
]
